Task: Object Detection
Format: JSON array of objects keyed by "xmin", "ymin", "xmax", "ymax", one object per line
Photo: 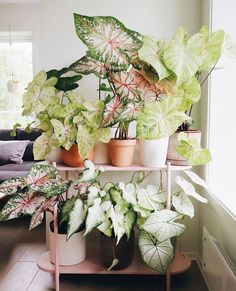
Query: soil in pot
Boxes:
[
  {"xmin": 49, "ymin": 221, "xmax": 86, "ymax": 266},
  {"xmin": 107, "ymin": 139, "xmax": 136, "ymax": 167},
  {"xmin": 100, "ymin": 231, "xmax": 135, "ymax": 270},
  {"xmin": 61, "ymin": 144, "xmax": 94, "ymax": 167},
  {"xmin": 167, "ymin": 130, "xmax": 201, "ymax": 166}
]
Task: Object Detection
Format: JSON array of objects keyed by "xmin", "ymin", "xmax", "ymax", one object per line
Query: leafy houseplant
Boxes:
[
  {"xmin": 16, "ymin": 70, "xmax": 110, "ymax": 166},
  {"xmin": 138, "ymin": 27, "xmax": 235, "ymax": 165}
]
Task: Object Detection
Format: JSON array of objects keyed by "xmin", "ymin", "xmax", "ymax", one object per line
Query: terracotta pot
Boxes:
[
  {"xmin": 61, "ymin": 144, "xmax": 94, "ymax": 167},
  {"xmin": 107, "ymin": 139, "xmax": 136, "ymax": 167},
  {"xmin": 100, "ymin": 231, "xmax": 135, "ymax": 270},
  {"xmin": 93, "ymin": 141, "xmax": 110, "ymax": 165},
  {"xmin": 167, "ymin": 130, "xmax": 201, "ymax": 166}
]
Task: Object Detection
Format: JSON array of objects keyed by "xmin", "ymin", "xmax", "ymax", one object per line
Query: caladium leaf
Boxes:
[
  {"xmin": 141, "ymin": 209, "xmax": 186, "ymax": 241},
  {"xmin": 67, "ymin": 198, "xmax": 88, "ymax": 239},
  {"xmin": 60, "ymin": 196, "xmax": 77, "ymax": 225},
  {"xmin": 0, "ymin": 191, "xmax": 46, "ymax": 221},
  {"xmin": 96, "ymin": 128, "xmax": 111, "ymax": 143},
  {"xmin": 97, "ymin": 208, "xmax": 112, "ymax": 237},
  {"xmin": 139, "ymin": 230, "xmax": 173, "ymax": 274},
  {"xmin": 138, "ymin": 36, "xmax": 171, "ymax": 80},
  {"xmin": 176, "ymin": 77, "xmax": 201, "ymax": 111},
  {"xmin": 29, "ymin": 197, "xmax": 56, "ymax": 230},
  {"xmin": 120, "ymin": 182, "xmax": 137, "ymax": 206},
  {"xmin": 175, "ymin": 175, "xmax": 208, "ymax": 204},
  {"xmin": 118, "ymin": 102, "xmax": 142, "ymax": 123},
  {"xmin": 107, "ymin": 259, "xmax": 119, "ymax": 271},
  {"xmin": 137, "ymin": 188, "xmax": 164, "ymax": 211},
  {"xmin": 109, "ymin": 205, "xmax": 126, "ymax": 244},
  {"xmin": 172, "ymin": 190, "xmax": 194, "ymax": 218},
  {"xmin": 124, "ymin": 211, "xmax": 136, "ymax": 239},
  {"xmin": 33, "ymin": 178, "xmax": 71, "ymax": 198},
  {"xmin": 136, "ymin": 97, "xmax": 189, "ymax": 139},
  {"xmin": 176, "ymin": 132, "xmax": 212, "ymax": 165},
  {"xmin": 85, "ymin": 198, "xmax": 105, "ymax": 235},
  {"xmin": 76, "ymin": 124, "xmax": 96, "ymax": 159},
  {"xmin": 87, "ymin": 185, "xmax": 100, "ymax": 207},
  {"xmin": 74, "ymin": 14, "xmax": 142, "ymax": 66},
  {"xmin": 164, "ymin": 27, "xmax": 205, "ymax": 84},
  {"xmin": 198, "ymin": 26, "xmax": 225, "ymax": 71},
  {"xmin": 26, "ymin": 164, "xmax": 57, "ymax": 186},
  {"xmin": 0, "ymin": 177, "xmax": 27, "ymax": 198},
  {"xmin": 184, "ymin": 170, "xmax": 213, "ymax": 194},
  {"xmin": 102, "ymin": 95, "xmax": 123, "ymax": 127}
]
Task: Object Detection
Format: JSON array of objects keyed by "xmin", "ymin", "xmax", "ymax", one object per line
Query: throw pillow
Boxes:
[{"xmin": 0, "ymin": 140, "xmax": 30, "ymax": 165}]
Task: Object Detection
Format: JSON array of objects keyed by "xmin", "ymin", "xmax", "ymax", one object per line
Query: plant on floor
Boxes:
[
  {"xmin": 0, "ymin": 164, "xmax": 72, "ymax": 230},
  {"xmin": 65, "ymin": 160, "xmax": 210, "ymax": 273},
  {"xmin": 13, "ymin": 70, "xmax": 110, "ymax": 161}
]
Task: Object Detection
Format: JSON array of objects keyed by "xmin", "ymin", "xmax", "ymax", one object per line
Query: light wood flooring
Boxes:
[{"xmin": 0, "ymin": 216, "xmax": 208, "ymax": 291}]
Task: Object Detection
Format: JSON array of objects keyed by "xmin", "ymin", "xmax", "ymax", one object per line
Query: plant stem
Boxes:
[
  {"xmin": 201, "ymin": 61, "xmax": 218, "ymax": 86},
  {"xmin": 98, "ymin": 78, "xmax": 101, "ymax": 100}
]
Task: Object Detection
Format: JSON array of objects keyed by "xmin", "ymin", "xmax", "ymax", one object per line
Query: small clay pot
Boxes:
[
  {"xmin": 61, "ymin": 144, "xmax": 94, "ymax": 167},
  {"xmin": 100, "ymin": 231, "xmax": 135, "ymax": 270},
  {"xmin": 107, "ymin": 139, "xmax": 136, "ymax": 167}
]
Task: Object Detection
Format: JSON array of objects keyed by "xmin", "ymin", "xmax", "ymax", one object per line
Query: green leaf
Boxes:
[
  {"xmin": 0, "ymin": 177, "xmax": 27, "ymax": 197},
  {"xmin": 175, "ymin": 176, "xmax": 208, "ymax": 204},
  {"xmin": 139, "ymin": 230, "xmax": 173, "ymax": 274},
  {"xmin": 176, "ymin": 132, "xmax": 212, "ymax": 165},
  {"xmin": 26, "ymin": 164, "xmax": 57, "ymax": 184},
  {"xmin": 172, "ymin": 191, "xmax": 194, "ymax": 218},
  {"xmin": 109, "ymin": 205, "xmax": 126, "ymax": 244},
  {"xmin": 141, "ymin": 209, "xmax": 187, "ymax": 241},
  {"xmin": 76, "ymin": 124, "xmax": 95, "ymax": 159},
  {"xmin": 164, "ymin": 27, "xmax": 205, "ymax": 84},
  {"xmin": 124, "ymin": 211, "xmax": 136, "ymax": 239},
  {"xmin": 136, "ymin": 97, "xmax": 189, "ymax": 139},
  {"xmin": 74, "ymin": 13, "xmax": 142, "ymax": 66},
  {"xmin": 60, "ymin": 197, "xmax": 77, "ymax": 225},
  {"xmin": 67, "ymin": 198, "xmax": 88, "ymax": 239},
  {"xmin": 87, "ymin": 185, "xmax": 100, "ymax": 207},
  {"xmin": 35, "ymin": 179, "xmax": 71, "ymax": 199},
  {"xmin": 107, "ymin": 258, "xmax": 119, "ymax": 271},
  {"xmin": 138, "ymin": 36, "xmax": 171, "ymax": 80}
]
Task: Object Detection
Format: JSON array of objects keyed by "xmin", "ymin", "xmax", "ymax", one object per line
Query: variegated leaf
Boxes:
[
  {"xmin": 118, "ymin": 102, "xmax": 142, "ymax": 122},
  {"xmin": 0, "ymin": 192, "xmax": 46, "ymax": 221},
  {"xmin": 29, "ymin": 197, "xmax": 56, "ymax": 230},
  {"xmin": 172, "ymin": 190, "xmax": 194, "ymax": 218},
  {"xmin": 102, "ymin": 95, "xmax": 123, "ymax": 127},
  {"xmin": 26, "ymin": 164, "xmax": 58, "ymax": 186},
  {"xmin": 0, "ymin": 177, "xmax": 27, "ymax": 198},
  {"xmin": 74, "ymin": 14, "xmax": 142, "ymax": 66}
]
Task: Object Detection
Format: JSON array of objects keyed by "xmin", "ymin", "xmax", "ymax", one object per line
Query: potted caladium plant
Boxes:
[
  {"xmin": 0, "ymin": 164, "xmax": 88, "ymax": 266},
  {"xmin": 138, "ymin": 26, "xmax": 236, "ymax": 165},
  {"xmin": 70, "ymin": 14, "xmax": 163, "ymax": 166},
  {"xmin": 15, "ymin": 69, "xmax": 110, "ymax": 166}
]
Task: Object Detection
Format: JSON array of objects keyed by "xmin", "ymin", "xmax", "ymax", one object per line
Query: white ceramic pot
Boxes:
[
  {"xmin": 49, "ymin": 228, "xmax": 86, "ymax": 266},
  {"xmin": 139, "ymin": 137, "xmax": 169, "ymax": 167},
  {"xmin": 167, "ymin": 130, "xmax": 201, "ymax": 166},
  {"xmin": 93, "ymin": 141, "xmax": 110, "ymax": 164},
  {"xmin": 46, "ymin": 148, "xmax": 62, "ymax": 164}
]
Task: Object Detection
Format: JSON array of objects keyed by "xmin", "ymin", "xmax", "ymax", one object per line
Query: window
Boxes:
[
  {"xmin": 0, "ymin": 31, "xmax": 33, "ymax": 128},
  {"xmin": 208, "ymin": 0, "xmax": 236, "ymax": 215}
]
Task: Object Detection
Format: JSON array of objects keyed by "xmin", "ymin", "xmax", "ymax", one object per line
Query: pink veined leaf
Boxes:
[
  {"xmin": 102, "ymin": 95, "xmax": 124, "ymax": 127},
  {"xmin": 0, "ymin": 191, "xmax": 46, "ymax": 221},
  {"xmin": 0, "ymin": 177, "xmax": 27, "ymax": 197},
  {"xmin": 130, "ymin": 69, "xmax": 161, "ymax": 102},
  {"xmin": 29, "ymin": 197, "xmax": 56, "ymax": 230},
  {"xmin": 111, "ymin": 71, "xmax": 139, "ymax": 100},
  {"xmin": 26, "ymin": 164, "xmax": 57, "ymax": 187},
  {"xmin": 74, "ymin": 182, "xmax": 91, "ymax": 194},
  {"xmin": 119, "ymin": 102, "xmax": 143, "ymax": 122}
]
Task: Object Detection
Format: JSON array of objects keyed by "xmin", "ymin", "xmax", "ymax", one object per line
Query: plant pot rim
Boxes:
[
  {"xmin": 109, "ymin": 138, "xmax": 136, "ymax": 146},
  {"xmin": 175, "ymin": 129, "xmax": 201, "ymax": 133},
  {"xmin": 138, "ymin": 136, "xmax": 169, "ymax": 141}
]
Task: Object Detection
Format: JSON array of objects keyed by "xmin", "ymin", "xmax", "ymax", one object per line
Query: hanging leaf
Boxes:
[
  {"xmin": 175, "ymin": 176, "xmax": 208, "ymax": 204},
  {"xmin": 97, "ymin": 208, "xmax": 113, "ymax": 237},
  {"xmin": 0, "ymin": 177, "xmax": 27, "ymax": 197},
  {"xmin": 67, "ymin": 198, "xmax": 88, "ymax": 239},
  {"xmin": 172, "ymin": 190, "xmax": 194, "ymax": 218},
  {"xmin": 139, "ymin": 230, "xmax": 173, "ymax": 274},
  {"xmin": 102, "ymin": 95, "xmax": 123, "ymax": 127},
  {"xmin": 164, "ymin": 27, "xmax": 205, "ymax": 84},
  {"xmin": 107, "ymin": 258, "xmax": 119, "ymax": 271},
  {"xmin": 138, "ymin": 36, "xmax": 171, "ymax": 80},
  {"xmin": 85, "ymin": 198, "xmax": 105, "ymax": 235},
  {"xmin": 74, "ymin": 14, "xmax": 142, "ymax": 66},
  {"xmin": 109, "ymin": 205, "xmax": 126, "ymax": 244},
  {"xmin": 137, "ymin": 188, "xmax": 164, "ymax": 211},
  {"xmin": 141, "ymin": 209, "xmax": 186, "ymax": 242},
  {"xmin": 183, "ymin": 170, "xmax": 213, "ymax": 194},
  {"xmin": 176, "ymin": 132, "xmax": 212, "ymax": 165},
  {"xmin": 0, "ymin": 192, "xmax": 46, "ymax": 221},
  {"xmin": 124, "ymin": 211, "xmax": 136, "ymax": 239},
  {"xmin": 29, "ymin": 197, "xmax": 56, "ymax": 230}
]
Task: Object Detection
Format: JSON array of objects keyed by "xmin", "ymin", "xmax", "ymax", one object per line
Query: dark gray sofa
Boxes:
[{"xmin": 0, "ymin": 129, "xmax": 42, "ymax": 181}]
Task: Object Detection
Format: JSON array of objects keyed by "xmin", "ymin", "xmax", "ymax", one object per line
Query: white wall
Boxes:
[{"xmin": 0, "ymin": 3, "xmax": 42, "ymax": 73}]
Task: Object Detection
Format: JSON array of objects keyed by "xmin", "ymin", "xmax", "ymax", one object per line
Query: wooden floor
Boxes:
[{"xmin": 0, "ymin": 217, "xmax": 209, "ymax": 291}]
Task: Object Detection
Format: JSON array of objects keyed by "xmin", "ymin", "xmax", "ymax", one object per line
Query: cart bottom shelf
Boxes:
[{"xmin": 37, "ymin": 251, "xmax": 191, "ymax": 275}]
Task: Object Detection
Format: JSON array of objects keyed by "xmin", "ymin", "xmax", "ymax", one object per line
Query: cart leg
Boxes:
[
  {"xmin": 54, "ymin": 204, "xmax": 60, "ymax": 291},
  {"xmin": 166, "ymin": 269, "xmax": 171, "ymax": 291}
]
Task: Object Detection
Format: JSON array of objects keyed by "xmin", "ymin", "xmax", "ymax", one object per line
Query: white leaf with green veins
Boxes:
[
  {"xmin": 120, "ymin": 182, "xmax": 137, "ymax": 206},
  {"xmin": 124, "ymin": 211, "xmax": 136, "ymax": 239},
  {"xmin": 109, "ymin": 205, "xmax": 126, "ymax": 244},
  {"xmin": 86, "ymin": 186, "xmax": 100, "ymax": 207},
  {"xmin": 96, "ymin": 128, "xmax": 111, "ymax": 143},
  {"xmin": 184, "ymin": 170, "xmax": 213, "ymax": 194},
  {"xmin": 146, "ymin": 185, "xmax": 167, "ymax": 203},
  {"xmin": 138, "ymin": 35, "xmax": 171, "ymax": 80},
  {"xmin": 172, "ymin": 191, "xmax": 194, "ymax": 218},
  {"xmin": 137, "ymin": 188, "xmax": 164, "ymax": 211},
  {"xmin": 67, "ymin": 198, "xmax": 88, "ymax": 239},
  {"xmin": 97, "ymin": 207, "xmax": 112, "ymax": 237},
  {"xmin": 76, "ymin": 124, "xmax": 96, "ymax": 159},
  {"xmin": 176, "ymin": 132, "xmax": 212, "ymax": 165},
  {"xmin": 141, "ymin": 209, "xmax": 187, "ymax": 241},
  {"xmin": 136, "ymin": 97, "xmax": 190, "ymax": 139},
  {"xmin": 85, "ymin": 198, "xmax": 105, "ymax": 235},
  {"xmin": 139, "ymin": 230, "xmax": 173, "ymax": 274},
  {"xmin": 164, "ymin": 27, "xmax": 205, "ymax": 84},
  {"xmin": 175, "ymin": 176, "xmax": 207, "ymax": 204}
]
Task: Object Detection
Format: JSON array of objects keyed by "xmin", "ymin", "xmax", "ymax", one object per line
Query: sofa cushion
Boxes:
[
  {"xmin": 16, "ymin": 129, "xmax": 42, "ymax": 141},
  {"xmin": 0, "ymin": 161, "xmax": 35, "ymax": 172},
  {"xmin": 23, "ymin": 142, "xmax": 35, "ymax": 161},
  {"xmin": 0, "ymin": 129, "xmax": 16, "ymax": 141},
  {"xmin": 0, "ymin": 141, "xmax": 30, "ymax": 165},
  {"xmin": 0, "ymin": 171, "xmax": 29, "ymax": 182}
]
